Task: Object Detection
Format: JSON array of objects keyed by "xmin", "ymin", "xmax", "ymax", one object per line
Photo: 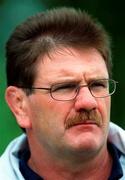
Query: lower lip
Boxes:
[{"xmin": 70, "ymin": 122, "xmax": 98, "ymax": 130}]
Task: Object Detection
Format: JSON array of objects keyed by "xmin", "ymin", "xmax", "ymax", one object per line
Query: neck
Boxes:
[{"xmin": 28, "ymin": 140, "xmax": 112, "ymax": 180}]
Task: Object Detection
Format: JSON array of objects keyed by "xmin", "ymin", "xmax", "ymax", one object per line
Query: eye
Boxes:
[
  {"xmin": 52, "ymin": 83, "xmax": 77, "ymax": 92},
  {"xmin": 90, "ymin": 80, "xmax": 108, "ymax": 89}
]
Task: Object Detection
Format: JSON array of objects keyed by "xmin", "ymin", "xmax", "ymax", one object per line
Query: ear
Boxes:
[{"xmin": 5, "ymin": 86, "xmax": 32, "ymax": 129}]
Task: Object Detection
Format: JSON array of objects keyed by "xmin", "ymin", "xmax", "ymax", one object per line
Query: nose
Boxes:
[{"xmin": 74, "ymin": 87, "xmax": 98, "ymax": 112}]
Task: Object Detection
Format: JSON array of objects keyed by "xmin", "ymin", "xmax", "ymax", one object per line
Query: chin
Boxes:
[{"xmin": 67, "ymin": 133, "xmax": 105, "ymax": 154}]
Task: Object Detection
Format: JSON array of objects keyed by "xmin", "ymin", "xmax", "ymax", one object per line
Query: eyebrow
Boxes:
[
  {"xmin": 47, "ymin": 77, "xmax": 80, "ymax": 85},
  {"xmin": 85, "ymin": 75, "xmax": 109, "ymax": 82},
  {"xmin": 51, "ymin": 77, "xmax": 109, "ymax": 87}
]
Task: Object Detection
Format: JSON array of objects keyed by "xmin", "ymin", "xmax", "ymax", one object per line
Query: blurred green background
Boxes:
[{"xmin": 0, "ymin": 0, "xmax": 125, "ymax": 155}]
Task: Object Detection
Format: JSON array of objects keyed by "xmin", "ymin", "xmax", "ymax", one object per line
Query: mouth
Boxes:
[{"xmin": 66, "ymin": 119, "xmax": 99, "ymax": 129}]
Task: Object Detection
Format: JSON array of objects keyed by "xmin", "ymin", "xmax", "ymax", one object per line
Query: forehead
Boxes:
[{"xmin": 35, "ymin": 48, "xmax": 108, "ymax": 84}]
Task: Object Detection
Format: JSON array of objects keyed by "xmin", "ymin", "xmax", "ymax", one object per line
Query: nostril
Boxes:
[{"xmin": 78, "ymin": 108, "xmax": 96, "ymax": 114}]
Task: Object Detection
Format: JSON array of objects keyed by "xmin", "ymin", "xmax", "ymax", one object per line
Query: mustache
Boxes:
[{"xmin": 65, "ymin": 110, "xmax": 102, "ymax": 129}]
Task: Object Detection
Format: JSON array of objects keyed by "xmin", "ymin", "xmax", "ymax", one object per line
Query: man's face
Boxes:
[{"xmin": 27, "ymin": 48, "xmax": 111, "ymax": 157}]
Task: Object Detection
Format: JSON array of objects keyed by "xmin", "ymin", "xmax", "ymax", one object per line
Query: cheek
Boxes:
[
  {"xmin": 29, "ymin": 99, "xmax": 74, "ymax": 146},
  {"xmin": 98, "ymin": 97, "xmax": 111, "ymax": 123},
  {"xmin": 105, "ymin": 97, "xmax": 111, "ymax": 116},
  {"xmin": 29, "ymin": 95, "xmax": 72, "ymax": 131}
]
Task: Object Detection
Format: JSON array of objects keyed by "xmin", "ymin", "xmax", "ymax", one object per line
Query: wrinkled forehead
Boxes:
[{"xmin": 35, "ymin": 47, "xmax": 108, "ymax": 83}]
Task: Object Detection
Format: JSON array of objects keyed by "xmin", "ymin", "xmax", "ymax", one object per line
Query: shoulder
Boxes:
[
  {"xmin": 109, "ymin": 122, "xmax": 125, "ymax": 154},
  {"xmin": 0, "ymin": 134, "xmax": 27, "ymax": 180},
  {"xmin": 119, "ymin": 154, "xmax": 125, "ymax": 179}
]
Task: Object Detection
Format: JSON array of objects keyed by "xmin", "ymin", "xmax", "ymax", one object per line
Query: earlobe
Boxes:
[{"xmin": 5, "ymin": 86, "xmax": 32, "ymax": 129}]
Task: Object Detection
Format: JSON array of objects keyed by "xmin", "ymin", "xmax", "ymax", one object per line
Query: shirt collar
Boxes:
[
  {"xmin": 108, "ymin": 142, "xmax": 123, "ymax": 180},
  {"xmin": 19, "ymin": 150, "xmax": 43, "ymax": 180}
]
